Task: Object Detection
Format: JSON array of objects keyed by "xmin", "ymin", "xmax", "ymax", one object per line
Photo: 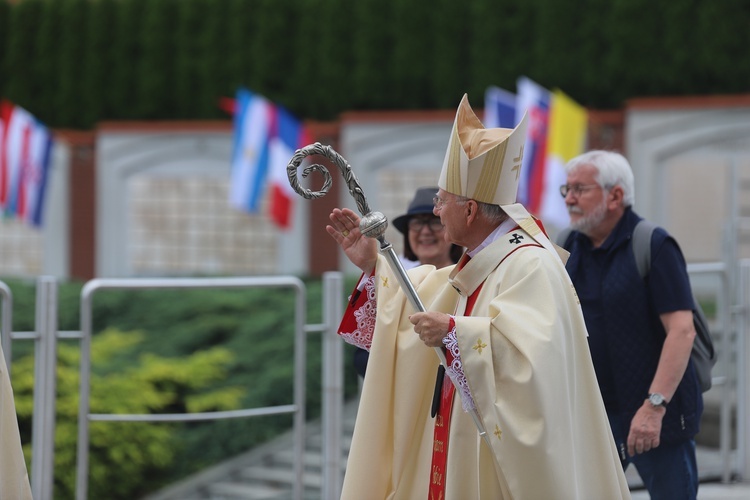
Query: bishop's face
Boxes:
[{"xmin": 433, "ymin": 189, "xmax": 469, "ymax": 248}]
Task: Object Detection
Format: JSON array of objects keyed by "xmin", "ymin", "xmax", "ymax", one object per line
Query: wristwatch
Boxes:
[{"xmin": 647, "ymin": 393, "xmax": 668, "ymax": 408}]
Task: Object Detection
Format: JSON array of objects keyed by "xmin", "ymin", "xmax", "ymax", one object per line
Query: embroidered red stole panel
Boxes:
[{"xmin": 428, "ymin": 254, "xmax": 482, "ymax": 499}]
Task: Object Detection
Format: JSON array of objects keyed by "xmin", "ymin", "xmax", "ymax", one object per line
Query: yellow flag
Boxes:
[
  {"xmin": 541, "ymin": 89, "xmax": 588, "ymax": 229},
  {"xmin": 548, "ymin": 89, "xmax": 588, "ymax": 162}
]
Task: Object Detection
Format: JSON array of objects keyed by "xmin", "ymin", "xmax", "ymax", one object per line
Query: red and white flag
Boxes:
[
  {"xmin": 0, "ymin": 100, "xmax": 53, "ymax": 227},
  {"xmin": 268, "ymin": 106, "xmax": 310, "ymax": 230},
  {"xmin": 228, "ymin": 88, "xmax": 309, "ymax": 230},
  {"xmin": 515, "ymin": 77, "xmax": 551, "ymax": 215}
]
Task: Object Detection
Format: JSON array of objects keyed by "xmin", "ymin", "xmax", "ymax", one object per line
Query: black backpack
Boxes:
[{"xmin": 557, "ymin": 221, "xmax": 716, "ymax": 392}]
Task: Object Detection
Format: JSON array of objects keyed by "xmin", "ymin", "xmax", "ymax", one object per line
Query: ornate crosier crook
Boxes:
[{"xmin": 287, "ymin": 142, "xmax": 491, "ymax": 448}]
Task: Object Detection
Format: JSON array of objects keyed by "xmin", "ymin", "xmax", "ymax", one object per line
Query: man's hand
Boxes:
[
  {"xmin": 326, "ymin": 208, "xmax": 378, "ymax": 274},
  {"xmin": 627, "ymin": 400, "xmax": 666, "ymax": 456},
  {"xmin": 409, "ymin": 312, "xmax": 451, "ymax": 347}
]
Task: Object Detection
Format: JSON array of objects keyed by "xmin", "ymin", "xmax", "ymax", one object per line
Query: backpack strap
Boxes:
[
  {"xmin": 632, "ymin": 219, "xmax": 713, "ymax": 358},
  {"xmin": 631, "ymin": 219, "xmax": 657, "ymax": 278}
]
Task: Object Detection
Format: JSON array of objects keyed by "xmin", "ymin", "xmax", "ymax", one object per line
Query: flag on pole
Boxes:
[
  {"xmin": 229, "ymin": 88, "xmax": 274, "ymax": 213},
  {"xmin": 541, "ymin": 89, "xmax": 588, "ymax": 229},
  {"xmin": 228, "ymin": 88, "xmax": 309, "ymax": 229},
  {"xmin": 268, "ymin": 106, "xmax": 310, "ymax": 230},
  {"xmin": 484, "ymin": 86, "xmax": 518, "ymax": 128},
  {"xmin": 515, "ymin": 77, "xmax": 551, "ymax": 214},
  {"xmin": 0, "ymin": 100, "xmax": 53, "ymax": 227},
  {"xmin": 484, "ymin": 80, "xmax": 588, "ymax": 230}
]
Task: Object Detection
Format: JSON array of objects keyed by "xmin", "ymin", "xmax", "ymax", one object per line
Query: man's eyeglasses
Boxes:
[
  {"xmin": 433, "ymin": 194, "xmax": 467, "ymax": 209},
  {"xmin": 559, "ymin": 184, "xmax": 602, "ymax": 198},
  {"xmin": 408, "ymin": 217, "xmax": 444, "ymax": 232}
]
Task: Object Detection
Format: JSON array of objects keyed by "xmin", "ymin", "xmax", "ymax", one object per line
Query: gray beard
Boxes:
[{"xmin": 569, "ymin": 201, "xmax": 607, "ymax": 236}]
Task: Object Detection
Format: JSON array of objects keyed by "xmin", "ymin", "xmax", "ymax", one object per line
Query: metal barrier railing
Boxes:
[
  {"xmin": 688, "ymin": 262, "xmax": 735, "ymax": 482},
  {"xmin": 0, "ymin": 280, "xmax": 13, "ymax": 368},
  {"xmin": 737, "ymin": 260, "xmax": 750, "ymax": 482},
  {"xmin": 1, "ymin": 276, "xmax": 62, "ymax": 499},
  {"xmin": 33, "ymin": 277, "xmax": 58, "ymax": 499},
  {"xmin": 319, "ymin": 272, "xmax": 344, "ymax": 500},
  {"xmin": 71, "ymin": 274, "xmax": 340, "ymax": 500},
  {"xmin": 0, "ymin": 273, "xmax": 346, "ymax": 500}
]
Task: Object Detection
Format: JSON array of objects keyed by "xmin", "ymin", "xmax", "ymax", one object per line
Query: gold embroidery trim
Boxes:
[
  {"xmin": 494, "ymin": 424, "xmax": 502, "ymax": 440},
  {"xmin": 472, "ymin": 338, "xmax": 487, "ymax": 354}
]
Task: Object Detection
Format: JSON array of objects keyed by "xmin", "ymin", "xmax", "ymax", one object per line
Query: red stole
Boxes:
[{"xmin": 428, "ymin": 255, "xmax": 482, "ymax": 499}]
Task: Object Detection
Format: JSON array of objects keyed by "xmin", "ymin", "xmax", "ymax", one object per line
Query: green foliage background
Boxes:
[
  {"xmin": 5, "ymin": 276, "xmax": 360, "ymax": 498},
  {"xmin": 1, "ymin": 0, "xmax": 749, "ymax": 128}
]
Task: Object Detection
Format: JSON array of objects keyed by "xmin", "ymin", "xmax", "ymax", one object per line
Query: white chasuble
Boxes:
[{"xmin": 341, "ymin": 227, "xmax": 630, "ymax": 500}]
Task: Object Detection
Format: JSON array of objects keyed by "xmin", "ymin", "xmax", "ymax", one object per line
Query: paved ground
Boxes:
[{"xmin": 631, "ymin": 481, "xmax": 750, "ymax": 499}]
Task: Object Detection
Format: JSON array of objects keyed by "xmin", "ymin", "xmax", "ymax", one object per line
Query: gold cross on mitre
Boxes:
[{"xmin": 512, "ymin": 144, "xmax": 524, "ymax": 180}]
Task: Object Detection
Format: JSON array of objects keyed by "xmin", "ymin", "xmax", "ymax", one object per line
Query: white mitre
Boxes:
[
  {"xmin": 438, "ymin": 94, "xmax": 566, "ymax": 261},
  {"xmin": 438, "ymin": 93, "xmax": 528, "ymax": 206}
]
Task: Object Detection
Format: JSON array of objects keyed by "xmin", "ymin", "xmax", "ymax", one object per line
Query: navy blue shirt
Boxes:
[{"xmin": 563, "ymin": 208, "xmax": 702, "ymax": 444}]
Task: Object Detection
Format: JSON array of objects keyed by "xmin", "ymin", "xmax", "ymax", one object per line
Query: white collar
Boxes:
[{"xmin": 467, "ymin": 218, "xmax": 517, "ymax": 258}]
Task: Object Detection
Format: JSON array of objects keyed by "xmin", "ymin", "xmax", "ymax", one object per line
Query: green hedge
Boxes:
[
  {"xmin": 13, "ymin": 329, "xmax": 245, "ymax": 499},
  {"xmin": 1, "ymin": 0, "xmax": 749, "ymax": 129}
]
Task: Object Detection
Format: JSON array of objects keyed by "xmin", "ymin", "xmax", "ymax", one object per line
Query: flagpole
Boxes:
[{"xmin": 287, "ymin": 143, "xmax": 491, "ymax": 449}]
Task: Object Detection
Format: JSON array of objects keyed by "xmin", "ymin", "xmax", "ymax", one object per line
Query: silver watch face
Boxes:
[{"xmin": 649, "ymin": 393, "xmax": 666, "ymax": 406}]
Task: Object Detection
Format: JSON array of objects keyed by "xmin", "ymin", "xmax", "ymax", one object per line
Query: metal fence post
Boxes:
[
  {"xmin": 31, "ymin": 276, "xmax": 58, "ymax": 500},
  {"xmin": 321, "ymin": 272, "xmax": 344, "ymax": 500},
  {"xmin": 740, "ymin": 260, "xmax": 749, "ymax": 482},
  {"xmin": 0, "ymin": 280, "xmax": 12, "ymax": 370}
]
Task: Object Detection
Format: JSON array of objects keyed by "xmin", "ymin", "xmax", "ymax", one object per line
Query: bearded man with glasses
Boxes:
[{"xmin": 558, "ymin": 150, "xmax": 702, "ymax": 499}]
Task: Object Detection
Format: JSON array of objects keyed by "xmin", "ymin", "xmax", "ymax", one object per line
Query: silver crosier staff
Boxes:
[{"xmin": 286, "ymin": 142, "xmax": 491, "ymax": 448}]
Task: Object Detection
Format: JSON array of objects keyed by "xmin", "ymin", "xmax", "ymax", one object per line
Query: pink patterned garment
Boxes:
[
  {"xmin": 442, "ymin": 320, "xmax": 475, "ymax": 412},
  {"xmin": 338, "ymin": 275, "xmax": 377, "ymax": 350}
]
